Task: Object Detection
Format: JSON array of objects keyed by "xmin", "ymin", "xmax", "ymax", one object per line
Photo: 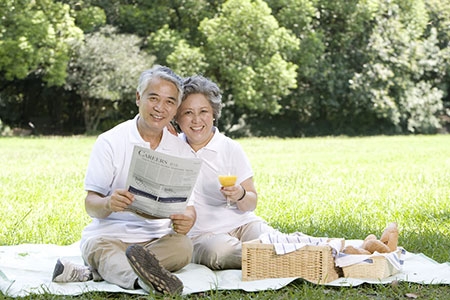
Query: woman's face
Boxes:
[{"xmin": 176, "ymin": 93, "xmax": 214, "ymax": 151}]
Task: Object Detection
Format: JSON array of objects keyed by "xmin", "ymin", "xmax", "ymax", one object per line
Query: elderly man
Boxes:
[{"xmin": 52, "ymin": 65, "xmax": 196, "ymax": 295}]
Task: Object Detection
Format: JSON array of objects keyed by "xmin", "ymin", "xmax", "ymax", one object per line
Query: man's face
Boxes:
[{"xmin": 136, "ymin": 77, "xmax": 179, "ymax": 133}]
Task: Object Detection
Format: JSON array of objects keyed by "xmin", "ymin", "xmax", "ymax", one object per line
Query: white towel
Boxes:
[
  {"xmin": 258, "ymin": 234, "xmax": 404, "ymax": 271},
  {"xmin": 259, "ymin": 232, "xmax": 344, "ymax": 257},
  {"xmin": 2, "ymin": 243, "xmax": 450, "ymax": 297}
]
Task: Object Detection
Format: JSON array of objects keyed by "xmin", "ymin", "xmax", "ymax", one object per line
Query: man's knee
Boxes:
[
  {"xmin": 149, "ymin": 234, "xmax": 193, "ymax": 271},
  {"xmin": 173, "ymin": 234, "xmax": 193, "ymax": 264}
]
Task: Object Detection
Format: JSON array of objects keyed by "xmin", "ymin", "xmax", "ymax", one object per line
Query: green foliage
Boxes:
[
  {"xmin": 106, "ymin": 0, "xmax": 220, "ymax": 38},
  {"xmin": 74, "ymin": 5, "xmax": 107, "ymax": 33},
  {"xmin": 266, "ymin": 0, "xmax": 317, "ymax": 36},
  {"xmin": 425, "ymin": 0, "xmax": 450, "ymax": 116},
  {"xmin": 146, "ymin": 24, "xmax": 184, "ymax": 66},
  {"xmin": 167, "ymin": 40, "xmax": 209, "ymax": 77},
  {"xmin": 118, "ymin": 2, "xmax": 170, "ymax": 36},
  {"xmin": 260, "ymin": 0, "xmax": 449, "ymax": 136},
  {"xmin": 0, "ymin": 0, "xmax": 83, "ymax": 86},
  {"xmin": 1, "ymin": 0, "xmax": 450, "ymax": 136},
  {"xmin": 402, "ymin": 81, "xmax": 443, "ymax": 132},
  {"xmin": 199, "ymin": 0, "xmax": 299, "ymax": 114},
  {"xmin": 425, "ymin": 0, "xmax": 450, "ymax": 48},
  {"xmin": 57, "ymin": 0, "xmax": 107, "ymax": 32},
  {"xmin": 266, "ymin": 0, "xmax": 322, "ymax": 79},
  {"xmin": 347, "ymin": 0, "xmax": 445, "ymax": 133},
  {"xmin": 66, "ymin": 26, "xmax": 155, "ymax": 133}
]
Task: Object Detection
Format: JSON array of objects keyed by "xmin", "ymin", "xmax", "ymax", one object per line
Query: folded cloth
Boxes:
[{"xmin": 258, "ymin": 232, "xmax": 344, "ymax": 256}]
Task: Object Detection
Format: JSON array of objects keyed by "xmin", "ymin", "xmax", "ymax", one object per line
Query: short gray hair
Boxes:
[
  {"xmin": 136, "ymin": 65, "xmax": 183, "ymax": 106},
  {"xmin": 182, "ymin": 75, "xmax": 222, "ymax": 121}
]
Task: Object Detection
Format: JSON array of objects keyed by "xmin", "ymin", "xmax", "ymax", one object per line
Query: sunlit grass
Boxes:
[
  {"xmin": 1, "ymin": 135, "xmax": 449, "ymax": 299},
  {"xmin": 0, "ymin": 136, "xmax": 93, "ymax": 245},
  {"xmin": 245, "ymin": 136, "xmax": 450, "ymax": 263}
]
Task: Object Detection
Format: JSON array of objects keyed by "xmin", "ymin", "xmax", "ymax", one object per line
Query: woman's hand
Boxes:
[{"xmin": 220, "ymin": 185, "xmax": 246, "ymax": 203}]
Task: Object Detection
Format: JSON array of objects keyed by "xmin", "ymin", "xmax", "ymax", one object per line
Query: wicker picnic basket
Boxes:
[
  {"xmin": 342, "ymin": 250, "xmax": 402, "ymax": 279},
  {"xmin": 242, "ymin": 239, "xmax": 342, "ymax": 284}
]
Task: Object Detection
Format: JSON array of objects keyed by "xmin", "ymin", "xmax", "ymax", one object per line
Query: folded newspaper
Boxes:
[{"xmin": 125, "ymin": 145, "xmax": 202, "ymax": 218}]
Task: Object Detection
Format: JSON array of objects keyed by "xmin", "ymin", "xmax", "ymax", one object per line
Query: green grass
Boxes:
[{"xmin": 1, "ymin": 135, "xmax": 450, "ymax": 299}]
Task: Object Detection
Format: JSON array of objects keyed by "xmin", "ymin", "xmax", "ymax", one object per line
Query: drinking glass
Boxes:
[{"xmin": 218, "ymin": 174, "xmax": 237, "ymax": 208}]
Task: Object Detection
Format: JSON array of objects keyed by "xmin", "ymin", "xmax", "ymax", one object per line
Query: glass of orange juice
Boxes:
[{"xmin": 218, "ymin": 174, "xmax": 237, "ymax": 208}]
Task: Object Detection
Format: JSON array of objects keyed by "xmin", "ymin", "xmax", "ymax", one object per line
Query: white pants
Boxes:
[{"xmin": 190, "ymin": 221, "xmax": 279, "ymax": 270}]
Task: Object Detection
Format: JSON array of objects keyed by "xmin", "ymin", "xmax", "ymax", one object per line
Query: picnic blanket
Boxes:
[{"xmin": 1, "ymin": 242, "xmax": 450, "ymax": 297}]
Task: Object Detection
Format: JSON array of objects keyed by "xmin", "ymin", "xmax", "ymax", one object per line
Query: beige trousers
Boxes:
[
  {"xmin": 81, "ymin": 234, "xmax": 193, "ymax": 289},
  {"xmin": 190, "ymin": 220, "xmax": 279, "ymax": 270}
]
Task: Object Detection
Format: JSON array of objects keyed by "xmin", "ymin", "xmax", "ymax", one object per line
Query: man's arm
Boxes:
[{"xmin": 85, "ymin": 189, "xmax": 134, "ymax": 219}]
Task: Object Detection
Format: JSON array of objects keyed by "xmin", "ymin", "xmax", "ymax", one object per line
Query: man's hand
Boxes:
[
  {"xmin": 85, "ymin": 189, "xmax": 134, "ymax": 219},
  {"xmin": 107, "ymin": 189, "xmax": 134, "ymax": 212},
  {"xmin": 170, "ymin": 206, "xmax": 196, "ymax": 235}
]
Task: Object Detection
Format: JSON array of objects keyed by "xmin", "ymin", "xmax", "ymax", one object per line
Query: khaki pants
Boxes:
[
  {"xmin": 81, "ymin": 234, "xmax": 193, "ymax": 289},
  {"xmin": 191, "ymin": 220, "xmax": 279, "ymax": 270}
]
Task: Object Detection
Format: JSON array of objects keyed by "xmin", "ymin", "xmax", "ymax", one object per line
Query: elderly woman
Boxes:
[{"xmin": 175, "ymin": 75, "xmax": 279, "ymax": 270}]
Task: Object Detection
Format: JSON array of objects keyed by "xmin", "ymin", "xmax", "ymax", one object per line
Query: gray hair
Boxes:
[
  {"xmin": 136, "ymin": 65, "xmax": 183, "ymax": 106},
  {"xmin": 182, "ymin": 75, "xmax": 222, "ymax": 121}
]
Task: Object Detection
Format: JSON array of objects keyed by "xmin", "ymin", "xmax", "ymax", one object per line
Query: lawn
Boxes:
[{"xmin": 1, "ymin": 135, "xmax": 449, "ymax": 299}]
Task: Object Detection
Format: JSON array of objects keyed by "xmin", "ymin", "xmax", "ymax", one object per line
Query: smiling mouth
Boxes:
[{"xmin": 191, "ymin": 126, "xmax": 203, "ymax": 131}]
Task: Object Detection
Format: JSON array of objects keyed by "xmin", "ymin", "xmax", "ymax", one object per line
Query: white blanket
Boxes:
[{"xmin": 1, "ymin": 242, "xmax": 449, "ymax": 297}]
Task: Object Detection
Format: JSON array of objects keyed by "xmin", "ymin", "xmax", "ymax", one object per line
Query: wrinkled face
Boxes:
[
  {"xmin": 176, "ymin": 93, "xmax": 214, "ymax": 151},
  {"xmin": 136, "ymin": 77, "xmax": 179, "ymax": 134}
]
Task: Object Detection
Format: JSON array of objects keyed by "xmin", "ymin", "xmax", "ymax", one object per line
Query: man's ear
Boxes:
[{"xmin": 136, "ymin": 92, "xmax": 140, "ymax": 106}]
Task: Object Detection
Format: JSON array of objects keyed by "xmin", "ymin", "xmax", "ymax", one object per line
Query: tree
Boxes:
[
  {"xmin": 58, "ymin": 0, "xmax": 107, "ymax": 33},
  {"xmin": 425, "ymin": 0, "xmax": 450, "ymax": 130},
  {"xmin": 66, "ymin": 26, "xmax": 155, "ymax": 133},
  {"xmin": 90, "ymin": 0, "xmax": 221, "ymax": 39},
  {"xmin": 348, "ymin": 0, "xmax": 445, "ymax": 133},
  {"xmin": 263, "ymin": 0, "xmax": 326, "ymax": 135},
  {"xmin": 264, "ymin": 0, "xmax": 447, "ymax": 135},
  {"xmin": 167, "ymin": 40, "xmax": 209, "ymax": 77},
  {"xmin": 198, "ymin": 0, "xmax": 299, "ymax": 133},
  {"xmin": 0, "ymin": 0, "xmax": 83, "ymax": 86},
  {"xmin": 2, "ymin": 0, "xmax": 450, "ymax": 136}
]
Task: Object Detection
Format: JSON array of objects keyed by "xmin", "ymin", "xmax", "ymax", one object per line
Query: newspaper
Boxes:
[{"xmin": 125, "ymin": 145, "xmax": 202, "ymax": 219}]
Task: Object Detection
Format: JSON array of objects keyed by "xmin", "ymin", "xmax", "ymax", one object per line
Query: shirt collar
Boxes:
[
  {"xmin": 129, "ymin": 114, "xmax": 144, "ymax": 145},
  {"xmin": 196, "ymin": 127, "xmax": 222, "ymax": 153},
  {"xmin": 179, "ymin": 127, "xmax": 222, "ymax": 154},
  {"xmin": 129, "ymin": 114, "xmax": 171, "ymax": 149}
]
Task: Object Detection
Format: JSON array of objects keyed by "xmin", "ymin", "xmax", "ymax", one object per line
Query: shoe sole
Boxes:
[{"xmin": 126, "ymin": 244, "xmax": 183, "ymax": 295}]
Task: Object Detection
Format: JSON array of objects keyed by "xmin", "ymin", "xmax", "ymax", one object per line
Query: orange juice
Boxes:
[{"xmin": 218, "ymin": 175, "xmax": 237, "ymax": 187}]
